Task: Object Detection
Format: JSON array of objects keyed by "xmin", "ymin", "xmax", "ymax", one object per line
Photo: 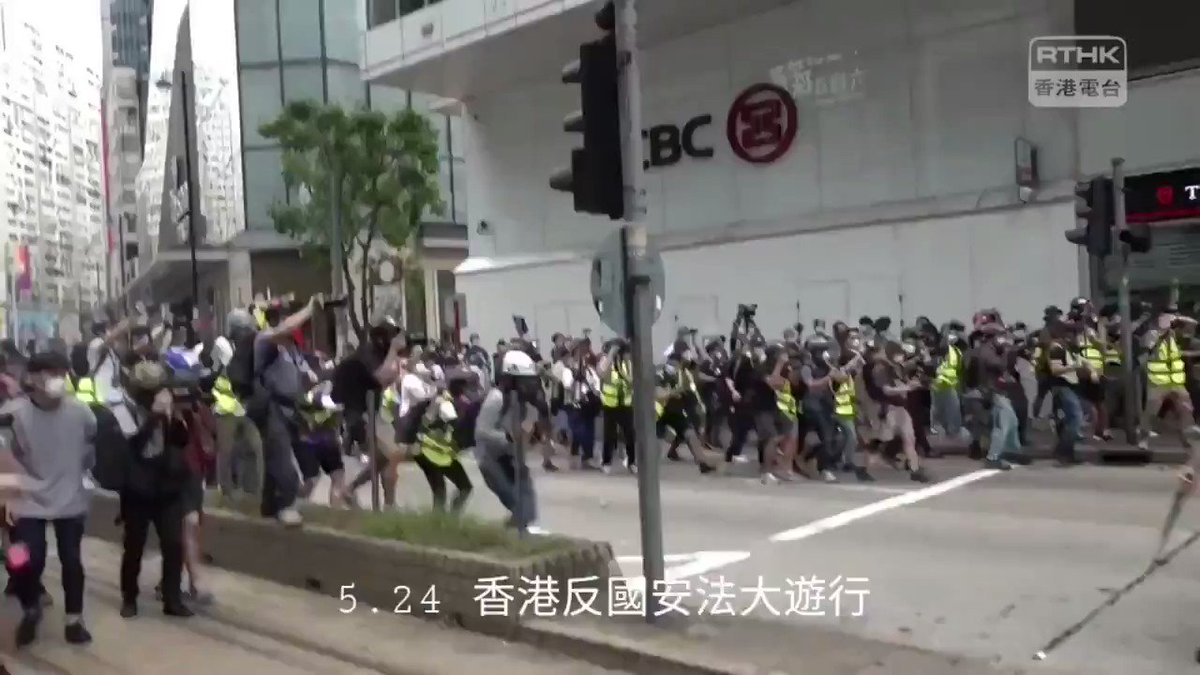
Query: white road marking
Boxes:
[
  {"xmin": 616, "ymin": 551, "xmax": 753, "ymax": 596},
  {"xmin": 768, "ymin": 469, "xmax": 1001, "ymax": 542}
]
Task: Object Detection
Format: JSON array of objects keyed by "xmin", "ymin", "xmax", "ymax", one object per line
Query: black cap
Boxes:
[{"xmin": 27, "ymin": 351, "xmax": 70, "ymax": 374}]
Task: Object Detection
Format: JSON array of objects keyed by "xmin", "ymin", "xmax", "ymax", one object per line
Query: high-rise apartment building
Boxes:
[{"xmin": 0, "ymin": 0, "xmax": 106, "ymax": 326}]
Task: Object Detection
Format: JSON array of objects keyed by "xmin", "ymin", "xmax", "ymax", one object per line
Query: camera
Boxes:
[{"xmin": 737, "ymin": 304, "xmax": 758, "ymax": 321}]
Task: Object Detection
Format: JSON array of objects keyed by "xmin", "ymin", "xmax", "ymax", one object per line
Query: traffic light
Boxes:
[
  {"xmin": 1118, "ymin": 223, "xmax": 1153, "ymax": 253},
  {"xmin": 1064, "ymin": 177, "xmax": 1113, "ymax": 257},
  {"xmin": 548, "ymin": 1, "xmax": 623, "ymax": 220}
]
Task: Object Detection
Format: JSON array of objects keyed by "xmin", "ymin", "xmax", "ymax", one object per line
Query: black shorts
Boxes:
[
  {"xmin": 396, "ymin": 410, "xmax": 421, "ymax": 444},
  {"xmin": 296, "ymin": 434, "xmax": 345, "ymax": 480},
  {"xmin": 657, "ymin": 410, "xmax": 690, "ymax": 439},
  {"xmin": 181, "ymin": 474, "xmax": 204, "ymax": 517},
  {"xmin": 1079, "ymin": 380, "xmax": 1105, "ymax": 404}
]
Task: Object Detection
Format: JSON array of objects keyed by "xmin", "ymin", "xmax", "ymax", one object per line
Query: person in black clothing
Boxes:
[
  {"xmin": 117, "ymin": 360, "xmax": 194, "ymax": 619},
  {"xmin": 336, "ymin": 320, "xmax": 407, "ymax": 505},
  {"xmin": 655, "ymin": 348, "xmax": 716, "ymax": 473},
  {"xmin": 699, "ymin": 340, "xmax": 731, "ymax": 448}
]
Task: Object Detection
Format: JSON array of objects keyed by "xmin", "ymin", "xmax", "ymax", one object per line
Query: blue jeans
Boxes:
[
  {"xmin": 834, "ymin": 415, "xmax": 858, "ymax": 467},
  {"xmin": 1053, "ymin": 386, "xmax": 1082, "ymax": 460},
  {"xmin": 987, "ymin": 395, "xmax": 1021, "ymax": 461},
  {"xmin": 475, "ymin": 450, "xmax": 538, "ymax": 528},
  {"xmin": 566, "ymin": 407, "xmax": 596, "ymax": 461},
  {"xmin": 933, "ymin": 387, "xmax": 964, "ymax": 436}
]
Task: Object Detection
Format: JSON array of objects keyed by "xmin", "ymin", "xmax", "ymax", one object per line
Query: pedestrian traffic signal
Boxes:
[
  {"xmin": 548, "ymin": 1, "xmax": 624, "ymax": 220},
  {"xmin": 1118, "ymin": 223, "xmax": 1153, "ymax": 253},
  {"xmin": 1064, "ymin": 177, "xmax": 1113, "ymax": 257}
]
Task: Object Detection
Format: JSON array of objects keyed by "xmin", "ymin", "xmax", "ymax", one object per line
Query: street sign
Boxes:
[{"xmin": 590, "ymin": 228, "xmax": 665, "ymax": 334}]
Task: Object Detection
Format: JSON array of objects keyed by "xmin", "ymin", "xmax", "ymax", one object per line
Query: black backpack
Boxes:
[
  {"xmin": 90, "ymin": 404, "xmax": 131, "ymax": 492},
  {"xmin": 225, "ymin": 331, "xmax": 276, "ymax": 420}
]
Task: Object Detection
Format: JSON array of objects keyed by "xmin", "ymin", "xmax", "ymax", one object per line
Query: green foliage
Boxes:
[{"xmin": 259, "ymin": 100, "xmax": 444, "ymax": 335}]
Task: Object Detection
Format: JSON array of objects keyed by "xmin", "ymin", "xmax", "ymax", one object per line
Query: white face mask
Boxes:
[{"xmin": 42, "ymin": 376, "xmax": 66, "ymax": 399}]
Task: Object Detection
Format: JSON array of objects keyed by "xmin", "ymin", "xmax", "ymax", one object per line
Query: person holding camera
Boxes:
[
  {"xmin": 117, "ymin": 360, "xmax": 194, "ymax": 619},
  {"xmin": 598, "ymin": 339, "xmax": 636, "ymax": 473},
  {"xmin": 475, "ymin": 350, "xmax": 541, "ymax": 530},
  {"xmin": 0, "ymin": 351, "xmax": 96, "ymax": 646}
]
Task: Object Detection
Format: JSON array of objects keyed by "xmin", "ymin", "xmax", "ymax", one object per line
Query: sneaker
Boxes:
[
  {"xmin": 16, "ymin": 608, "xmax": 40, "ymax": 647},
  {"xmin": 666, "ymin": 449, "xmax": 681, "ymax": 462},
  {"xmin": 910, "ymin": 467, "xmax": 933, "ymax": 483},
  {"xmin": 601, "ymin": 464, "xmax": 613, "ymax": 475},
  {"xmin": 698, "ymin": 463, "xmax": 716, "ymax": 475},
  {"xmin": 277, "ymin": 507, "xmax": 303, "ymax": 527},
  {"xmin": 186, "ymin": 587, "xmax": 214, "ymax": 606},
  {"xmin": 854, "ymin": 467, "xmax": 875, "ymax": 482},
  {"xmin": 64, "ymin": 621, "xmax": 92, "ymax": 645},
  {"xmin": 760, "ymin": 473, "xmax": 779, "ymax": 486},
  {"xmin": 163, "ymin": 603, "xmax": 194, "ymax": 618},
  {"xmin": 821, "ymin": 470, "xmax": 838, "ymax": 483},
  {"xmin": 984, "ymin": 457, "xmax": 1012, "ymax": 471},
  {"xmin": 731, "ymin": 455, "xmax": 750, "ymax": 464},
  {"xmin": 626, "ymin": 463, "xmax": 637, "ymax": 475},
  {"xmin": 1138, "ymin": 439, "xmax": 1150, "ymax": 451},
  {"xmin": 542, "ymin": 460, "xmax": 560, "ymax": 473},
  {"xmin": 120, "ymin": 602, "xmax": 137, "ymax": 619}
]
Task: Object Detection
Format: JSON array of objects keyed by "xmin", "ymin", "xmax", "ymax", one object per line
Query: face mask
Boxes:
[
  {"xmin": 947, "ymin": 334, "xmax": 959, "ymax": 344},
  {"xmin": 847, "ymin": 339, "xmax": 862, "ymax": 352},
  {"xmin": 820, "ymin": 350, "xmax": 830, "ymax": 363},
  {"xmin": 42, "ymin": 376, "xmax": 66, "ymax": 399}
]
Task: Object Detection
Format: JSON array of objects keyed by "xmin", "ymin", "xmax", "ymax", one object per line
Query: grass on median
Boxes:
[{"xmin": 210, "ymin": 492, "xmax": 572, "ymax": 560}]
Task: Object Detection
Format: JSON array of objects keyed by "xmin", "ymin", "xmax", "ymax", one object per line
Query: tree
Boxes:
[{"xmin": 259, "ymin": 100, "xmax": 444, "ymax": 338}]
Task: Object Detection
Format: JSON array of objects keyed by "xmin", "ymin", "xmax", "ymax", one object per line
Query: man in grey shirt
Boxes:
[
  {"xmin": 253, "ymin": 296, "xmax": 320, "ymax": 525},
  {"xmin": 1, "ymin": 351, "xmax": 96, "ymax": 646},
  {"xmin": 475, "ymin": 350, "xmax": 538, "ymax": 531}
]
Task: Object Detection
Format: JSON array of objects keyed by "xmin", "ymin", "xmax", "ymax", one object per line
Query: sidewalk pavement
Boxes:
[
  {"xmin": 22, "ymin": 537, "xmax": 1083, "ymax": 675},
  {"xmin": 22, "ymin": 537, "xmax": 622, "ymax": 675},
  {"xmin": 928, "ymin": 427, "xmax": 1190, "ymax": 464}
]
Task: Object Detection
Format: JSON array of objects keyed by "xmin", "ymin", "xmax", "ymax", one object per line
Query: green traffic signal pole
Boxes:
[
  {"xmin": 1112, "ymin": 157, "xmax": 1138, "ymax": 445},
  {"xmin": 613, "ymin": 0, "xmax": 665, "ymax": 622}
]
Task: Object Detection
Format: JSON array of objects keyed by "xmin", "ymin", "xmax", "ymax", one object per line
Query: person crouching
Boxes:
[{"xmin": 117, "ymin": 361, "xmax": 194, "ymax": 619}]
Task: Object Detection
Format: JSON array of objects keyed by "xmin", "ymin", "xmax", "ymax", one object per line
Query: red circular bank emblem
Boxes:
[
  {"xmin": 1156, "ymin": 185, "xmax": 1175, "ymax": 206},
  {"xmin": 726, "ymin": 83, "xmax": 798, "ymax": 165}
]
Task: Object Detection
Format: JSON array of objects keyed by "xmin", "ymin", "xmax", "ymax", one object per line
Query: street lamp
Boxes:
[{"xmin": 155, "ymin": 71, "xmax": 200, "ymax": 336}]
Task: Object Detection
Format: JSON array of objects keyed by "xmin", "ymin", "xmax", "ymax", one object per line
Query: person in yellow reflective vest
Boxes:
[
  {"xmin": 210, "ymin": 325, "xmax": 265, "ymax": 499},
  {"xmin": 1076, "ymin": 325, "xmax": 1112, "ymax": 441},
  {"xmin": 653, "ymin": 348, "xmax": 716, "ymax": 474},
  {"xmin": 1140, "ymin": 313, "xmax": 1200, "ymax": 452},
  {"xmin": 296, "ymin": 376, "xmax": 349, "ymax": 507},
  {"xmin": 598, "ymin": 340, "xmax": 635, "ymax": 473},
  {"xmin": 931, "ymin": 327, "xmax": 966, "ymax": 441},
  {"xmin": 832, "ymin": 335, "xmax": 873, "ymax": 482},
  {"xmin": 414, "ymin": 380, "xmax": 473, "ymax": 513}
]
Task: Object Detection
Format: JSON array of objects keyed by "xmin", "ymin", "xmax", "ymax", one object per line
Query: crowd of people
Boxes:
[{"xmin": 0, "ymin": 289, "xmax": 1196, "ymax": 662}]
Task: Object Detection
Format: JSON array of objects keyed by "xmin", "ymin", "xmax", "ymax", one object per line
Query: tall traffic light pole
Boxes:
[
  {"xmin": 1112, "ymin": 157, "xmax": 1138, "ymax": 444},
  {"xmin": 612, "ymin": 0, "xmax": 665, "ymax": 623},
  {"xmin": 549, "ymin": 0, "xmax": 663, "ymax": 621}
]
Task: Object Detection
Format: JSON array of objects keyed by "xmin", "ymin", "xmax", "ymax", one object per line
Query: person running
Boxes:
[{"xmin": 475, "ymin": 350, "xmax": 540, "ymax": 530}]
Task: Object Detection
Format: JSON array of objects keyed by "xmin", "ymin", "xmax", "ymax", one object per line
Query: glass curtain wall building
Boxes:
[{"xmin": 235, "ymin": 0, "xmax": 467, "ymax": 338}]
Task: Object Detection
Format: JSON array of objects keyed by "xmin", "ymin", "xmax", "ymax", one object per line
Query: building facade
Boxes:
[
  {"xmin": 362, "ymin": 0, "xmax": 1200, "ymax": 348},
  {"xmin": 0, "ymin": 0, "xmax": 106, "ymax": 341},
  {"xmin": 103, "ymin": 66, "xmax": 142, "ymax": 296},
  {"xmin": 127, "ymin": 0, "xmax": 470, "ymax": 341}
]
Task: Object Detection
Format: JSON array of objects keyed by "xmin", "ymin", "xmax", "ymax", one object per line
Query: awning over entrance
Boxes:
[{"xmin": 121, "ymin": 247, "xmax": 229, "ymax": 307}]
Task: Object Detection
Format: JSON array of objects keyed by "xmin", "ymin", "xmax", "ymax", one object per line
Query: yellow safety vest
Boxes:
[
  {"xmin": 1081, "ymin": 343, "xmax": 1105, "ymax": 373},
  {"xmin": 600, "ymin": 362, "xmax": 632, "ymax": 409},
  {"xmin": 1147, "ymin": 335, "xmax": 1186, "ymax": 386},
  {"xmin": 304, "ymin": 390, "xmax": 334, "ymax": 427},
  {"xmin": 73, "ymin": 376, "xmax": 98, "ymax": 406},
  {"xmin": 381, "ymin": 387, "xmax": 398, "ymax": 423},
  {"xmin": 1104, "ymin": 346, "xmax": 1121, "ymax": 366},
  {"xmin": 834, "ymin": 378, "xmax": 856, "ymax": 417},
  {"xmin": 212, "ymin": 375, "xmax": 245, "ymax": 416},
  {"xmin": 656, "ymin": 368, "xmax": 697, "ymax": 419},
  {"xmin": 934, "ymin": 346, "xmax": 961, "ymax": 390},
  {"xmin": 417, "ymin": 395, "xmax": 457, "ymax": 468},
  {"xmin": 776, "ymin": 384, "xmax": 797, "ymax": 421},
  {"xmin": 253, "ymin": 307, "xmax": 268, "ymax": 330}
]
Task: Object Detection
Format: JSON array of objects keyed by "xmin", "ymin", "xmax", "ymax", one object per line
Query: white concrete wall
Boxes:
[
  {"xmin": 459, "ymin": 200, "xmax": 1080, "ymax": 348},
  {"xmin": 462, "ymin": 0, "xmax": 1074, "ymax": 259},
  {"xmin": 1079, "ymin": 69, "xmax": 1200, "ymax": 176}
]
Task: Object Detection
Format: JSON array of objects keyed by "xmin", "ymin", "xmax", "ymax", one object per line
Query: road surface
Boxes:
[{"xmin": 312, "ymin": 451, "xmax": 1200, "ymax": 674}]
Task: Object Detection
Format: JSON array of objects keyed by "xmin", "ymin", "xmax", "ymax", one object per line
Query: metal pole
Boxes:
[
  {"xmin": 329, "ymin": 171, "xmax": 349, "ymax": 356},
  {"xmin": 507, "ymin": 390, "xmax": 527, "ymax": 538},
  {"xmin": 117, "ymin": 214, "xmax": 129, "ymax": 313},
  {"xmin": 1113, "ymin": 157, "xmax": 1138, "ymax": 444},
  {"xmin": 366, "ymin": 390, "xmax": 381, "ymax": 512},
  {"xmin": 615, "ymin": 0, "xmax": 662, "ymax": 622},
  {"xmin": 179, "ymin": 70, "xmax": 201, "ymax": 342}
]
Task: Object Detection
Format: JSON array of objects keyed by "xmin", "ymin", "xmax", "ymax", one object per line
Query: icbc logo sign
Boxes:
[
  {"xmin": 726, "ymin": 83, "xmax": 798, "ymax": 165},
  {"xmin": 642, "ymin": 84, "xmax": 799, "ymax": 169}
]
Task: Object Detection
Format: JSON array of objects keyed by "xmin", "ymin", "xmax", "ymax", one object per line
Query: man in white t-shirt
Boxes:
[{"xmin": 85, "ymin": 319, "xmax": 131, "ymax": 406}]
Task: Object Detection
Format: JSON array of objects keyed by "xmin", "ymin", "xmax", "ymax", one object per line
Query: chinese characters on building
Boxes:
[
  {"xmin": 768, "ymin": 52, "xmax": 866, "ymax": 107},
  {"xmin": 470, "ymin": 575, "xmax": 870, "ymax": 619}
]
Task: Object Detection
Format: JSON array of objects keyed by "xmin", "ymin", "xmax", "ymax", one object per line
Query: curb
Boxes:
[{"xmin": 515, "ymin": 620, "xmax": 743, "ymax": 675}]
